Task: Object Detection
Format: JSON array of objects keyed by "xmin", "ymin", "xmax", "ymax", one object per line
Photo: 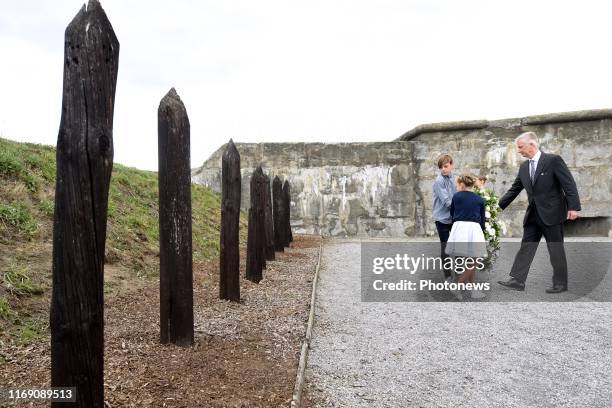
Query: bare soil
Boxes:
[{"xmin": 1, "ymin": 234, "xmax": 320, "ymax": 407}]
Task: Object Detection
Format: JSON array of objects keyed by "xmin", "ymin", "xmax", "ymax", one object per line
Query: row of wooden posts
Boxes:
[
  {"xmin": 220, "ymin": 140, "xmax": 294, "ymax": 302},
  {"xmin": 219, "ymin": 140, "xmax": 293, "ymax": 301},
  {"xmin": 49, "ymin": 2, "xmax": 292, "ymax": 406}
]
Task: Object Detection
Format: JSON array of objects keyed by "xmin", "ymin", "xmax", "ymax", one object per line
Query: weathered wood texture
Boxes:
[
  {"xmin": 220, "ymin": 139, "xmax": 241, "ymax": 301},
  {"xmin": 272, "ymin": 176, "xmax": 285, "ymax": 252},
  {"xmin": 246, "ymin": 167, "xmax": 266, "ymax": 282},
  {"xmin": 50, "ymin": 1, "xmax": 119, "ymax": 407},
  {"xmin": 283, "ymin": 180, "xmax": 293, "ymax": 244},
  {"xmin": 263, "ymin": 174, "xmax": 275, "ymax": 261},
  {"xmin": 158, "ymin": 88, "xmax": 193, "ymax": 346}
]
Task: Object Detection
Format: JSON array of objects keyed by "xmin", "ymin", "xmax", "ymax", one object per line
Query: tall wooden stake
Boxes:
[
  {"xmin": 158, "ymin": 88, "xmax": 193, "ymax": 346},
  {"xmin": 263, "ymin": 173, "xmax": 275, "ymax": 261},
  {"xmin": 51, "ymin": 1, "xmax": 119, "ymax": 406},
  {"xmin": 272, "ymin": 176, "xmax": 285, "ymax": 252},
  {"xmin": 220, "ymin": 139, "xmax": 241, "ymax": 301},
  {"xmin": 246, "ymin": 167, "xmax": 266, "ymax": 282},
  {"xmin": 283, "ymin": 180, "xmax": 293, "ymax": 245}
]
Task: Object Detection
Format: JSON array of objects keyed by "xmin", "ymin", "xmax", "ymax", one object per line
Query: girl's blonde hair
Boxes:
[{"xmin": 457, "ymin": 173, "xmax": 475, "ymax": 188}]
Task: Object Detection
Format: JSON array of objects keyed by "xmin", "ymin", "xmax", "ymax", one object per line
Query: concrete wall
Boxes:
[
  {"xmin": 192, "ymin": 142, "xmax": 422, "ymax": 237},
  {"xmin": 404, "ymin": 110, "xmax": 612, "ymax": 237},
  {"xmin": 192, "ymin": 109, "xmax": 612, "ymax": 237}
]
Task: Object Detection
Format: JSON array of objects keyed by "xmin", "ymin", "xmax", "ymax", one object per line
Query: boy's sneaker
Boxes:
[
  {"xmin": 445, "ymin": 276, "xmax": 453, "ymax": 284},
  {"xmin": 471, "ymin": 289, "xmax": 486, "ymax": 299}
]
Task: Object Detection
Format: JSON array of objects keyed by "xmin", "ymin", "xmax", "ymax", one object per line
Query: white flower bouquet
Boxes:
[{"xmin": 475, "ymin": 187, "xmax": 503, "ymax": 270}]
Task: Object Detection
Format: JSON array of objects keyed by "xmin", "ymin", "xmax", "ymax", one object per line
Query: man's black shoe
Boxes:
[
  {"xmin": 497, "ymin": 278, "xmax": 525, "ymax": 291},
  {"xmin": 545, "ymin": 285, "xmax": 568, "ymax": 294}
]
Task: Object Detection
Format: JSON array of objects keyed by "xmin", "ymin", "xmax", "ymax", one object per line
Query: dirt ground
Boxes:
[{"xmin": 1, "ymin": 234, "xmax": 320, "ymax": 407}]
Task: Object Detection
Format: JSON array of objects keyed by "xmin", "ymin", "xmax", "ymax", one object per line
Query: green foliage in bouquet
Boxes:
[{"xmin": 475, "ymin": 188, "xmax": 506, "ymax": 269}]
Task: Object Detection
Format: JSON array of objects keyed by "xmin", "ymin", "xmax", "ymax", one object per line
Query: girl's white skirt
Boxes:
[{"xmin": 445, "ymin": 221, "xmax": 487, "ymax": 258}]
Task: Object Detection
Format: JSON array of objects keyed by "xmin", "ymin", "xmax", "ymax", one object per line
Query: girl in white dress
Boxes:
[{"xmin": 445, "ymin": 174, "xmax": 487, "ymax": 298}]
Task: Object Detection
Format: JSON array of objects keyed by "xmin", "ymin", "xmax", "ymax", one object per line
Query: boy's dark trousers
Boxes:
[{"xmin": 435, "ymin": 221, "xmax": 452, "ymax": 279}]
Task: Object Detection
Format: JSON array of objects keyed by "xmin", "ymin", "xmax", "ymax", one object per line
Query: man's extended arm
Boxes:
[{"xmin": 499, "ymin": 172, "xmax": 524, "ymax": 210}]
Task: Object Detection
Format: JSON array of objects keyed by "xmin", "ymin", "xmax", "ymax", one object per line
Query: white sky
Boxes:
[{"xmin": 1, "ymin": 0, "xmax": 611, "ymax": 171}]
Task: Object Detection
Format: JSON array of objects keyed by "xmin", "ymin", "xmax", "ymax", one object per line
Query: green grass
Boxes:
[
  {"xmin": 0, "ymin": 297, "xmax": 12, "ymax": 320},
  {"xmin": 2, "ymin": 262, "xmax": 43, "ymax": 297},
  {"xmin": 0, "ymin": 202, "xmax": 39, "ymax": 239},
  {"xmin": 104, "ymin": 281, "xmax": 116, "ymax": 294},
  {"xmin": 0, "ymin": 147, "xmax": 24, "ymax": 176},
  {"xmin": 15, "ymin": 318, "xmax": 46, "ymax": 346},
  {"xmin": 0, "ymin": 137, "xmax": 54, "ymax": 185},
  {"xmin": 0, "ymin": 136, "xmax": 240, "ymax": 266},
  {"xmin": 37, "ymin": 199, "xmax": 54, "ymax": 217},
  {"xmin": 0, "ymin": 136, "xmax": 246, "ymax": 344}
]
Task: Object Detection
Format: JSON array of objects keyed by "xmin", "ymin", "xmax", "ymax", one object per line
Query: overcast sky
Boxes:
[{"xmin": 1, "ymin": 0, "xmax": 610, "ymax": 171}]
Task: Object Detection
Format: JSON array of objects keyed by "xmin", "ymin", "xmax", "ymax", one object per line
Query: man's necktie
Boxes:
[{"xmin": 529, "ymin": 160, "xmax": 536, "ymax": 183}]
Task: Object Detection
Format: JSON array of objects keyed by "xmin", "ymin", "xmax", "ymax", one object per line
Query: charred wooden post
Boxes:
[
  {"xmin": 256, "ymin": 170, "xmax": 267, "ymax": 272},
  {"xmin": 246, "ymin": 207, "xmax": 258, "ymax": 278},
  {"xmin": 263, "ymin": 174, "xmax": 275, "ymax": 261},
  {"xmin": 272, "ymin": 176, "xmax": 285, "ymax": 252},
  {"xmin": 246, "ymin": 167, "xmax": 266, "ymax": 282},
  {"xmin": 220, "ymin": 139, "xmax": 241, "ymax": 301},
  {"xmin": 158, "ymin": 88, "xmax": 194, "ymax": 346},
  {"xmin": 283, "ymin": 180, "xmax": 293, "ymax": 244},
  {"xmin": 50, "ymin": 1, "xmax": 119, "ymax": 406}
]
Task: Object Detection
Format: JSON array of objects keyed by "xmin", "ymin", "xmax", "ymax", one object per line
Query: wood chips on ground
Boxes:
[{"xmin": 0, "ymin": 235, "xmax": 320, "ymax": 407}]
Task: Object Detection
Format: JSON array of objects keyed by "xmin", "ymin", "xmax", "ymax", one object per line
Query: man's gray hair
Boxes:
[{"xmin": 515, "ymin": 131, "xmax": 539, "ymax": 147}]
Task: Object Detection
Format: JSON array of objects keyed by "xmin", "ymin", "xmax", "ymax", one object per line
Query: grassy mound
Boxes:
[{"xmin": 0, "ymin": 137, "xmax": 244, "ymax": 345}]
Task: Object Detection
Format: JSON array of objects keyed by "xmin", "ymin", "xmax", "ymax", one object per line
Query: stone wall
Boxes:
[
  {"xmin": 403, "ymin": 109, "xmax": 612, "ymax": 237},
  {"xmin": 192, "ymin": 109, "xmax": 612, "ymax": 237},
  {"xmin": 192, "ymin": 142, "xmax": 422, "ymax": 237}
]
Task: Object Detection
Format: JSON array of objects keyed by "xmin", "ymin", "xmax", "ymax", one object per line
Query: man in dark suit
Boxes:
[{"xmin": 497, "ymin": 131, "xmax": 581, "ymax": 293}]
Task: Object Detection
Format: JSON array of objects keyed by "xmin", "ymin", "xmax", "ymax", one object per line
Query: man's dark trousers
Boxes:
[
  {"xmin": 510, "ymin": 207, "xmax": 568, "ymax": 287},
  {"xmin": 435, "ymin": 221, "xmax": 452, "ymax": 279}
]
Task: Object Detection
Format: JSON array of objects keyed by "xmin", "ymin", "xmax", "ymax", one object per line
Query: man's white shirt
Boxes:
[{"xmin": 530, "ymin": 150, "xmax": 542, "ymax": 170}]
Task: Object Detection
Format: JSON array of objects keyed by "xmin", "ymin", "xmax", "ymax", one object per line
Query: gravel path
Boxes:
[{"xmin": 304, "ymin": 239, "xmax": 612, "ymax": 408}]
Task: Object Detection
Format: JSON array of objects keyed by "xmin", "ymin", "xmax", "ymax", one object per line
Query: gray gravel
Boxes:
[{"xmin": 304, "ymin": 239, "xmax": 612, "ymax": 408}]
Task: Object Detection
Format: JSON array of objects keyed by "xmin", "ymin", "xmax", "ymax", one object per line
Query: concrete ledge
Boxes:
[
  {"xmin": 521, "ymin": 108, "xmax": 612, "ymax": 125},
  {"xmin": 397, "ymin": 108, "xmax": 612, "ymax": 141},
  {"xmin": 397, "ymin": 120, "xmax": 489, "ymax": 141}
]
